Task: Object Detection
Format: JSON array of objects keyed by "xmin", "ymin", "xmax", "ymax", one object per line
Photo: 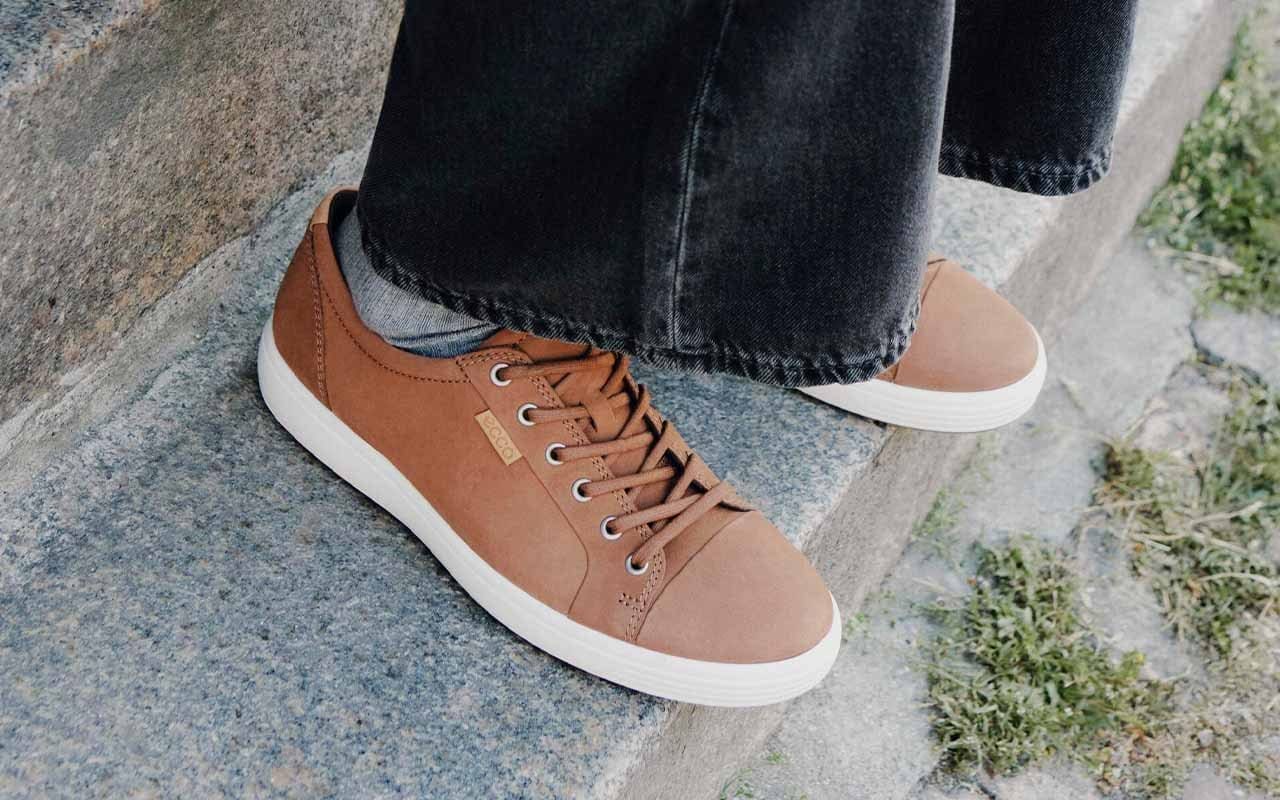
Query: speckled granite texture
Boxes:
[
  {"xmin": 0, "ymin": 0, "xmax": 400, "ymax": 428},
  {"xmin": 0, "ymin": 0, "xmax": 136, "ymax": 96}
]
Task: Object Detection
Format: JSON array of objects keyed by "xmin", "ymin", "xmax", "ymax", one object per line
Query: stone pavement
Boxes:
[{"xmin": 730, "ymin": 245, "xmax": 1278, "ymax": 798}]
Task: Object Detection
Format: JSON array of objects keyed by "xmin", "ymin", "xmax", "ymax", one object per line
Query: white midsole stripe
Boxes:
[{"xmin": 800, "ymin": 330, "xmax": 1048, "ymax": 433}]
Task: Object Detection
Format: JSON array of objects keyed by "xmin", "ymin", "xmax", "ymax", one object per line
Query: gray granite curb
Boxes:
[{"xmin": 0, "ymin": 0, "xmax": 400, "ymax": 428}]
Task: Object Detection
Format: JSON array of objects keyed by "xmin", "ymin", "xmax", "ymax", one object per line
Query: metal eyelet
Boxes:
[
  {"xmin": 545, "ymin": 443, "xmax": 566, "ymax": 466},
  {"xmin": 516, "ymin": 403, "xmax": 537, "ymax": 426},
  {"xmin": 490, "ymin": 363, "xmax": 511, "ymax": 386},
  {"xmin": 600, "ymin": 516, "xmax": 620, "ymax": 541},
  {"xmin": 625, "ymin": 555, "xmax": 649, "ymax": 576},
  {"xmin": 571, "ymin": 478, "xmax": 592, "ymax": 503}
]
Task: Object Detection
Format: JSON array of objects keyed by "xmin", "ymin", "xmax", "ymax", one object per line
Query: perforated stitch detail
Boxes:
[
  {"xmin": 624, "ymin": 551, "xmax": 666, "ymax": 642},
  {"xmin": 306, "ymin": 243, "xmax": 328, "ymax": 405}
]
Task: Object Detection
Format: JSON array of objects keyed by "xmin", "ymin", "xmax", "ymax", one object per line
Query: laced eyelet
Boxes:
[
  {"xmin": 600, "ymin": 515, "xmax": 620, "ymax": 540},
  {"xmin": 490, "ymin": 363, "xmax": 511, "ymax": 386},
  {"xmin": 571, "ymin": 478, "xmax": 592, "ymax": 502},
  {"xmin": 516, "ymin": 403, "xmax": 537, "ymax": 426},
  {"xmin": 545, "ymin": 443, "xmax": 566, "ymax": 466},
  {"xmin": 625, "ymin": 554, "xmax": 649, "ymax": 576}
]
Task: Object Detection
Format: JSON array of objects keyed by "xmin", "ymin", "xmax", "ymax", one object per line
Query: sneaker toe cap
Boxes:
[
  {"xmin": 893, "ymin": 261, "xmax": 1040, "ymax": 393},
  {"xmin": 634, "ymin": 512, "xmax": 834, "ymax": 664}
]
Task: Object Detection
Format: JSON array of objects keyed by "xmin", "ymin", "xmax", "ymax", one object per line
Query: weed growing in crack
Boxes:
[
  {"xmin": 718, "ymin": 768, "xmax": 756, "ymax": 800},
  {"xmin": 913, "ymin": 487, "xmax": 966, "ymax": 564},
  {"xmin": 923, "ymin": 539, "xmax": 1170, "ymax": 781},
  {"xmin": 1098, "ymin": 380, "xmax": 1279, "ymax": 656},
  {"xmin": 1141, "ymin": 17, "xmax": 1280, "ymax": 312},
  {"xmin": 1093, "ymin": 372, "xmax": 1280, "ymax": 795},
  {"xmin": 841, "ymin": 612, "xmax": 870, "ymax": 644}
]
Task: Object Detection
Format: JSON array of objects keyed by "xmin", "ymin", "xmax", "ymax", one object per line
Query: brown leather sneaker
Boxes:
[
  {"xmin": 257, "ymin": 188, "xmax": 839, "ymax": 706},
  {"xmin": 802, "ymin": 256, "xmax": 1047, "ymax": 432}
]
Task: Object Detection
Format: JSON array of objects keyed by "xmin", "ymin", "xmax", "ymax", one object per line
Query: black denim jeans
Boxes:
[{"xmin": 358, "ymin": 0, "xmax": 1137, "ymax": 386}]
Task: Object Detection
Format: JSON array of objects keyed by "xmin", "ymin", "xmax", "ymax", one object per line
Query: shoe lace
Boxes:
[{"xmin": 498, "ymin": 351, "xmax": 731, "ymax": 572}]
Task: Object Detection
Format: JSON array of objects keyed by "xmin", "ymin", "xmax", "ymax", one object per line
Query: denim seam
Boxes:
[{"xmin": 668, "ymin": 0, "xmax": 736, "ymax": 351}]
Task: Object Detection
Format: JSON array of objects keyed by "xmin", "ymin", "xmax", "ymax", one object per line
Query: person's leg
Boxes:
[
  {"xmin": 353, "ymin": 0, "xmax": 955, "ymax": 386},
  {"xmin": 345, "ymin": 0, "xmax": 1135, "ymax": 422},
  {"xmin": 334, "ymin": 206, "xmax": 497, "ymax": 357},
  {"xmin": 800, "ymin": 0, "xmax": 1138, "ymax": 431}
]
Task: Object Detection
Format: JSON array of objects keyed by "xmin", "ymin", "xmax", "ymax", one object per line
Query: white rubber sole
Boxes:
[
  {"xmin": 799, "ymin": 329, "xmax": 1048, "ymax": 433},
  {"xmin": 257, "ymin": 319, "xmax": 840, "ymax": 707}
]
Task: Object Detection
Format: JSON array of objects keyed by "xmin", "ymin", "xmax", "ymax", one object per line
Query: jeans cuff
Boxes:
[
  {"xmin": 366, "ymin": 248, "xmax": 919, "ymax": 388},
  {"xmin": 938, "ymin": 139, "xmax": 1113, "ymax": 196}
]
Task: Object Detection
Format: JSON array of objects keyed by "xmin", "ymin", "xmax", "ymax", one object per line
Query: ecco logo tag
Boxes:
[{"xmin": 475, "ymin": 410, "xmax": 523, "ymax": 465}]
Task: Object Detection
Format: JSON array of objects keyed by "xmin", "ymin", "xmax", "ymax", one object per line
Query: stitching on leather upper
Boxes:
[
  {"xmin": 624, "ymin": 551, "xmax": 666, "ymax": 641},
  {"xmin": 306, "ymin": 242, "xmax": 328, "ymax": 405},
  {"xmin": 514, "ymin": 370, "xmax": 625, "ymax": 506},
  {"xmin": 318, "ymin": 282, "xmax": 471, "ymax": 384},
  {"xmin": 456, "ymin": 339, "xmax": 663, "ymax": 638},
  {"xmin": 505, "ymin": 366, "xmax": 655, "ymax": 635},
  {"xmin": 456, "ymin": 351, "xmax": 521, "ymax": 368},
  {"xmin": 647, "ymin": 516, "xmax": 727, "ymax": 607},
  {"xmin": 532, "ymin": 378, "xmax": 620, "ymax": 504},
  {"xmin": 920, "ymin": 262, "xmax": 947, "ymax": 302}
]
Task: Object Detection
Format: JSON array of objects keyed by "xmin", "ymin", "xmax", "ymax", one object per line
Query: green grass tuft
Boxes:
[
  {"xmin": 924, "ymin": 539, "xmax": 1170, "ymax": 778},
  {"xmin": 841, "ymin": 612, "xmax": 870, "ymax": 644},
  {"xmin": 1141, "ymin": 21, "xmax": 1280, "ymax": 312},
  {"xmin": 920, "ymin": 376, "xmax": 1280, "ymax": 795}
]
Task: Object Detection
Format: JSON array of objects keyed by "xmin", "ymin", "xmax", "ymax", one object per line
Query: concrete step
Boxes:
[{"xmin": 0, "ymin": 0, "xmax": 1238, "ymax": 797}]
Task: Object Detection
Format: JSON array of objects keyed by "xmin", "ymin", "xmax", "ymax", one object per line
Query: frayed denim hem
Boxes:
[
  {"xmin": 366, "ymin": 251, "xmax": 919, "ymax": 388},
  {"xmin": 938, "ymin": 140, "xmax": 1113, "ymax": 196}
]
